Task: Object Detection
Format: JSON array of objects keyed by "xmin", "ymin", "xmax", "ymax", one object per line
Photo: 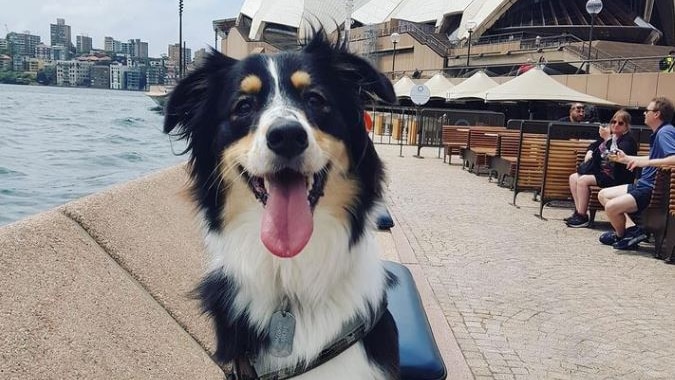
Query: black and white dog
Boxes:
[{"xmin": 164, "ymin": 31, "xmax": 399, "ymax": 379}]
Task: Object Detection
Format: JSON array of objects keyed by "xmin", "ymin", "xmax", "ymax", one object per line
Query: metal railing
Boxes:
[{"xmin": 367, "ymin": 105, "xmax": 505, "ymax": 156}]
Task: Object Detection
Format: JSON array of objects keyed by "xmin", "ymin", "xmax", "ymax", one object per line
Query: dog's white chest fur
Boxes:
[{"xmin": 204, "ymin": 208, "xmax": 390, "ymax": 378}]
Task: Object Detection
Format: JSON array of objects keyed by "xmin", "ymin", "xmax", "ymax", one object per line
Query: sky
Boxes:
[{"xmin": 1, "ymin": 0, "xmax": 246, "ymax": 58}]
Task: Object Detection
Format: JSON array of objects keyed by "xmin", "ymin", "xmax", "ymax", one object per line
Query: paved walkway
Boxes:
[{"xmin": 376, "ymin": 144, "xmax": 675, "ymax": 379}]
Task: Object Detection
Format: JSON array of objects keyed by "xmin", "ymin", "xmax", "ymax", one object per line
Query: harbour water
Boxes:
[{"xmin": 0, "ymin": 84, "xmax": 187, "ymax": 226}]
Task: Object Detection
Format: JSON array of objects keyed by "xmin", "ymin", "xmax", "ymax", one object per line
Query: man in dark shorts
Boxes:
[{"xmin": 598, "ymin": 97, "xmax": 675, "ymax": 250}]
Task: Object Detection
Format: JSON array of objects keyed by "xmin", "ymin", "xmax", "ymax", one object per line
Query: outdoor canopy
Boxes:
[
  {"xmin": 446, "ymin": 71, "xmax": 499, "ymax": 100},
  {"xmin": 393, "ymin": 76, "xmax": 416, "ymax": 98},
  {"xmin": 477, "ymin": 67, "xmax": 617, "ymax": 106},
  {"xmin": 424, "ymin": 72, "xmax": 454, "ymax": 99}
]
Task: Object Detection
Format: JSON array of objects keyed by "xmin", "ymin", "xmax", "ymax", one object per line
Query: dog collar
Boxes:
[{"xmin": 231, "ymin": 300, "xmax": 387, "ymax": 380}]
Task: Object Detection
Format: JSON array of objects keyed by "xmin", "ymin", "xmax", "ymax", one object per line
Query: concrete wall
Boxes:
[{"xmin": 0, "ymin": 165, "xmax": 224, "ymax": 379}]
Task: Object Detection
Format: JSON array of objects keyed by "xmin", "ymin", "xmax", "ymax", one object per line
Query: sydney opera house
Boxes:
[{"xmin": 213, "ymin": 0, "xmax": 675, "ymax": 108}]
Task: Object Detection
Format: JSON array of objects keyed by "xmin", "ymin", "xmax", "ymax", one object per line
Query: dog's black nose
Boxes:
[{"xmin": 266, "ymin": 120, "xmax": 308, "ymax": 159}]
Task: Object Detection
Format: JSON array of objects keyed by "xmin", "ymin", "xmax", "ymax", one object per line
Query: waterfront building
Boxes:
[
  {"xmin": 110, "ymin": 62, "xmax": 130, "ymax": 90},
  {"xmin": 125, "ymin": 66, "xmax": 145, "ymax": 90},
  {"xmin": 50, "ymin": 18, "xmax": 72, "ymax": 55},
  {"xmin": 55, "ymin": 60, "xmax": 93, "ymax": 87},
  {"xmin": 90, "ymin": 65, "xmax": 111, "ymax": 89},
  {"xmin": 76, "ymin": 35, "xmax": 93, "ymax": 54},
  {"xmin": 145, "ymin": 59, "xmax": 166, "ymax": 87}
]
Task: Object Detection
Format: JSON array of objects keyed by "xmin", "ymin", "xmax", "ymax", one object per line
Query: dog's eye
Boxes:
[
  {"xmin": 305, "ymin": 92, "xmax": 327, "ymax": 111},
  {"xmin": 233, "ymin": 99, "xmax": 255, "ymax": 118}
]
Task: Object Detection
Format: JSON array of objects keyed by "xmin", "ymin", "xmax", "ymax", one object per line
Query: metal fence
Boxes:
[{"xmin": 367, "ymin": 105, "xmax": 505, "ymax": 156}]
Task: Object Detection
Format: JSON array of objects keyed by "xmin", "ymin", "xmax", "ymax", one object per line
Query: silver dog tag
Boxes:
[{"xmin": 269, "ymin": 311, "xmax": 295, "ymax": 357}]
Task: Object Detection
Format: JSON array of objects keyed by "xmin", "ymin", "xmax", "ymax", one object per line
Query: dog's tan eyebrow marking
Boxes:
[
  {"xmin": 291, "ymin": 71, "xmax": 311, "ymax": 89},
  {"xmin": 240, "ymin": 75, "xmax": 262, "ymax": 94}
]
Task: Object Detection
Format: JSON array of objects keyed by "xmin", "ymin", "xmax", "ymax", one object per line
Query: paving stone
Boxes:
[{"xmin": 376, "ymin": 144, "xmax": 675, "ymax": 379}]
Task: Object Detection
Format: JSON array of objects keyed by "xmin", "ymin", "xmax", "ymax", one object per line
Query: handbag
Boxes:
[{"xmin": 577, "ymin": 158, "xmax": 597, "ymax": 175}]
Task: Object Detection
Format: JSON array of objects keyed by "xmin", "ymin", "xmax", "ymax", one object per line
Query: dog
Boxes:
[{"xmin": 164, "ymin": 30, "xmax": 399, "ymax": 379}]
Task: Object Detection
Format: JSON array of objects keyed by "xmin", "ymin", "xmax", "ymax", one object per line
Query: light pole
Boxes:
[
  {"xmin": 585, "ymin": 0, "xmax": 603, "ymax": 74},
  {"xmin": 465, "ymin": 20, "xmax": 476, "ymax": 67},
  {"xmin": 390, "ymin": 32, "xmax": 400, "ymax": 79},
  {"xmin": 179, "ymin": 0, "xmax": 183, "ymax": 79}
]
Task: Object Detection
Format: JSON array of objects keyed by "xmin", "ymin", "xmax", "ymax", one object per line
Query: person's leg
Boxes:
[
  {"xmin": 604, "ymin": 193, "xmax": 638, "ymax": 238},
  {"xmin": 598, "ymin": 184, "xmax": 628, "ymax": 207},
  {"xmin": 575, "ymin": 174, "xmax": 597, "ymax": 215},
  {"xmin": 569, "ymin": 173, "xmax": 579, "ymax": 211}
]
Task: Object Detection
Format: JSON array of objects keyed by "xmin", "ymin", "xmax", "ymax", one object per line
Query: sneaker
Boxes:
[
  {"xmin": 599, "ymin": 231, "xmax": 621, "ymax": 245},
  {"xmin": 566, "ymin": 213, "xmax": 590, "ymax": 228},
  {"xmin": 613, "ymin": 228, "xmax": 648, "ymax": 250},
  {"xmin": 613, "ymin": 236, "xmax": 639, "ymax": 250},
  {"xmin": 624, "ymin": 225, "xmax": 640, "ymax": 237},
  {"xmin": 563, "ymin": 212, "xmax": 579, "ymax": 223}
]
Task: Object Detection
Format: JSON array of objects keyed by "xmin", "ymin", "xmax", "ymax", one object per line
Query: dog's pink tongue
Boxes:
[{"xmin": 261, "ymin": 174, "xmax": 313, "ymax": 258}]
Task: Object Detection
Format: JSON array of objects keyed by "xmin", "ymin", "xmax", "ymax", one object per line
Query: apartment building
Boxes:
[
  {"xmin": 76, "ymin": 35, "xmax": 93, "ymax": 54},
  {"xmin": 109, "ymin": 63, "xmax": 129, "ymax": 90},
  {"xmin": 50, "ymin": 18, "xmax": 71, "ymax": 49},
  {"xmin": 35, "ymin": 44, "xmax": 52, "ymax": 60},
  {"xmin": 6, "ymin": 32, "xmax": 41, "ymax": 58},
  {"xmin": 90, "ymin": 65, "xmax": 111, "ymax": 89},
  {"xmin": 55, "ymin": 60, "xmax": 93, "ymax": 86}
]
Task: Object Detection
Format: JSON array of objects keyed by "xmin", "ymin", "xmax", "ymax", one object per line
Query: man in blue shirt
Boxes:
[{"xmin": 597, "ymin": 97, "xmax": 675, "ymax": 250}]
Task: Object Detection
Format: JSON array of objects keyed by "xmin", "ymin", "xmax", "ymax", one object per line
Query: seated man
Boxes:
[
  {"xmin": 598, "ymin": 97, "xmax": 675, "ymax": 250},
  {"xmin": 559, "ymin": 102, "xmax": 586, "ymax": 123}
]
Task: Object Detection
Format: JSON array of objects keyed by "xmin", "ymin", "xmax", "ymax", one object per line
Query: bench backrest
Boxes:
[
  {"xmin": 467, "ymin": 128, "xmax": 502, "ymax": 151},
  {"xmin": 495, "ymin": 130, "xmax": 521, "ymax": 157},
  {"xmin": 441, "ymin": 126, "xmax": 469, "ymax": 147},
  {"xmin": 537, "ymin": 123, "xmax": 601, "ymax": 217}
]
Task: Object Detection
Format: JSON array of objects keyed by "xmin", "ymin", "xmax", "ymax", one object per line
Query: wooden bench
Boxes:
[
  {"xmin": 640, "ymin": 169, "xmax": 673, "ymax": 259},
  {"xmin": 539, "ymin": 139, "xmax": 594, "ymax": 218},
  {"xmin": 462, "ymin": 126, "xmax": 506, "ymax": 173},
  {"xmin": 441, "ymin": 126, "xmax": 469, "ymax": 164},
  {"xmin": 657, "ymin": 169, "xmax": 675, "ymax": 261},
  {"xmin": 512, "ymin": 134, "xmax": 548, "ymax": 206},
  {"xmin": 537, "ymin": 123, "xmax": 601, "ymax": 218},
  {"xmin": 487, "ymin": 130, "xmax": 521, "ymax": 186}
]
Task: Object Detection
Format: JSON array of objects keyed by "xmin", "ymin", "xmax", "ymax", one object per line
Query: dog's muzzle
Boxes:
[
  {"xmin": 266, "ymin": 120, "xmax": 308, "ymax": 159},
  {"xmin": 238, "ymin": 118, "xmax": 329, "ymax": 259}
]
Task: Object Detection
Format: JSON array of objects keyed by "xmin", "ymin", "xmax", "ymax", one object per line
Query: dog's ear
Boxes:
[
  {"xmin": 303, "ymin": 32, "xmax": 396, "ymax": 105},
  {"xmin": 164, "ymin": 51, "xmax": 238, "ymax": 135},
  {"xmin": 336, "ymin": 54, "xmax": 397, "ymax": 105}
]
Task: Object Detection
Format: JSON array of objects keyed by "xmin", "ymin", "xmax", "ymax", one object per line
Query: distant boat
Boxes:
[{"xmin": 145, "ymin": 85, "xmax": 172, "ymax": 108}]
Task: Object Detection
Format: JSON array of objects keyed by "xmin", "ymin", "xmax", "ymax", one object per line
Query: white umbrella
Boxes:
[
  {"xmin": 480, "ymin": 67, "xmax": 616, "ymax": 106},
  {"xmin": 446, "ymin": 71, "xmax": 499, "ymax": 100},
  {"xmin": 424, "ymin": 72, "xmax": 454, "ymax": 99},
  {"xmin": 393, "ymin": 76, "xmax": 417, "ymax": 98}
]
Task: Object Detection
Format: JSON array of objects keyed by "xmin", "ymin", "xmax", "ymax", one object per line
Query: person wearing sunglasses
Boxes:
[
  {"xmin": 598, "ymin": 97, "xmax": 675, "ymax": 250},
  {"xmin": 558, "ymin": 102, "xmax": 586, "ymax": 123},
  {"xmin": 566, "ymin": 110, "xmax": 638, "ymax": 228}
]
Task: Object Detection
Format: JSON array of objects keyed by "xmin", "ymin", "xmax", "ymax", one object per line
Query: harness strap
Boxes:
[{"xmin": 232, "ymin": 301, "xmax": 387, "ymax": 380}]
